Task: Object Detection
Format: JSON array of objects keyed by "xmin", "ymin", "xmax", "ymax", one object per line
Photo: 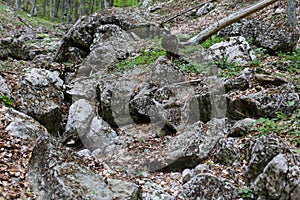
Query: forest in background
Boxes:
[{"xmin": 3, "ymin": 0, "xmax": 139, "ymax": 23}]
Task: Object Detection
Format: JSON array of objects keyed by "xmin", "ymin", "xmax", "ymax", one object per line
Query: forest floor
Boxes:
[{"xmin": 0, "ymin": 0, "xmax": 299, "ymax": 199}]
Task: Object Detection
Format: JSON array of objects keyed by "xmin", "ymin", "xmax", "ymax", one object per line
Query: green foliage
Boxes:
[
  {"xmin": 253, "ymin": 110, "xmax": 300, "ymax": 146},
  {"xmin": 201, "ymin": 35, "xmax": 224, "ymax": 49},
  {"xmin": 0, "ymin": 95, "xmax": 14, "ymax": 107},
  {"xmin": 114, "ymin": 49, "xmax": 166, "ymax": 71},
  {"xmin": 113, "ymin": 0, "xmax": 138, "ymax": 7},
  {"xmin": 277, "ymin": 48, "xmax": 300, "ymax": 73},
  {"xmin": 175, "ymin": 60, "xmax": 211, "ymax": 74},
  {"xmin": 238, "ymin": 187, "xmax": 253, "ymax": 199},
  {"xmin": 135, "ymin": 171, "xmax": 144, "ymax": 177},
  {"xmin": 215, "ymin": 58, "xmax": 244, "ymax": 77}
]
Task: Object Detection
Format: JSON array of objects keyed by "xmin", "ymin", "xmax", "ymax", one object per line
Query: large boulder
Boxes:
[
  {"xmin": 28, "ymin": 137, "xmax": 139, "ymax": 199},
  {"xmin": 218, "ymin": 19, "xmax": 300, "ymax": 54},
  {"xmin": 226, "ymin": 84, "xmax": 300, "ymax": 120},
  {"xmin": 54, "ymin": 7, "xmax": 162, "ymax": 63},
  {"xmin": 181, "ymin": 173, "xmax": 238, "ymax": 200},
  {"xmin": 207, "ymin": 36, "xmax": 256, "ymax": 65},
  {"xmin": 245, "ymin": 135, "xmax": 287, "ymax": 183},
  {"xmin": 163, "ymin": 118, "xmax": 227, "ymax": 170},
  {"xmin": 64, "ymin": 99, "xmax": 121, "ymax": 153},
  {"xmin": 1, "ymin": 106, "xmax": 49, "ymax": 139},
  {"xmin": 0, "ymin": 37, "xmax": 31, "ymax": 60},
  {"xmin": 252, "ymin": 153, "xmax": 300, "ymax": 200},
  {"xmin": 16, "ymin": 68, "xmax": 64, "ymax": 135}
]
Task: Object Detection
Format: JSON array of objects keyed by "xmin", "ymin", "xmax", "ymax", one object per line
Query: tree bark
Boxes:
[
  {"xmin": 30, "ymin": 0, "xmax": 37, "ymax": 16},
  {"xmin": 183, "ymin": 0, "xmax": 280, "ymax": 45},
  {"xmin": 287, "ymin": 0, "xmax": 297, "ymax": 30},
  {"xmin": 42, "ymin": 0, "xmax": 47, "ymax": 17}
]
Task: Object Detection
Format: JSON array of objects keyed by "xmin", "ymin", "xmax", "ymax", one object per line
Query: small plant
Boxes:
[
  {"xmin": 114, "ymin": 49, "xmax": 166, "ymax": 71},
  {"xmin": 201, "ymin": 35, "xmax": 225, "ymax": 49},
  {"xmin": 253, "ymin": 110, "xmax": 300, "ymax": 146},
  {"xmin": 175, "ymin": 60, "xmax": 210, "ymax": 74},
  {"xmin": 215, "ymin": 57, "xmax": 244, "ymax": 77},
  {"xmin": 238, "ymin": 187, "xmax": 253, "ymax": 199},
  {"xmin": 277, "ymin": 48, "xmax": 300, "ymax": 73},
  {"xmin": 0, "ymin": 95, "xmax": 14, "ymax": 107},
  {"xmin": 135, "ymin": 171, "xmax": 144, "ymax": 177}
]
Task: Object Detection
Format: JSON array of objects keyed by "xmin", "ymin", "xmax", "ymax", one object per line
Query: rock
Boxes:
[
  {"xmin": 164, "ymin": 118, "xmax": 227, "ymax": 170},
  {"xmin": 64, "ymin": 99, "xmax": 121, "ymax": 153},
  {"xmin": 229, "ymin": 118, "xmax": 256, "ymax": 137},
  {"xmin": 141, "ymin": 182, "xmax": 175, "ymax": 200},
  {"xmin": 196, "ymin": 2, "xmax": 214, "ymax": 16},
  {"xmin": 28, "ymin": 137, "xmax": 136, "ymax": 199},
  {"xmin": 218, "ymin": 19, "xmax": 300, "ymax": 54},
  {"xmin": 212, "ymin": 138, "xmax": 240, "ymax": 166},
  {"xmin": 67, "ymin": 75, "xmax": 98, "ymax": 102},
  {"xmin": 224, "ymin": 74, "xmax": 249, "ymax": 92},
  {"xmin": 96, "ymin": 56, "xmax": 197, "ymax": 131},
  {"xmin": 0, "ymin": 37, "xmax": 31, "ymax": 60},
  {"xmin": 254, "ymin": 73, "xmax": 289, "ymax": 86},
  {"xmin": 148, "ymin": 4, "xmax": 163, "ymax": 13},
  {"xmin": 182, "ymin": 168, "xmax": 196, "ymax": 183},
  {"xmin": 245, "ymin": 135, "xmax": 287, "ymax": 183},
  {"xmin": 195, "ymin": 164, "xmax": 209, "ymax": 174},
  {"xmin": 181, "ymin": 173, "xmax": 238, "ymax": 200},
  {"xmin": 16, "ymin": 68, "xmax": 64, "ymax": 135},
  {"xmin": 252, "ymin": 153, "xmax": 300, "ymax": 200},
  {"xmin": 54, "ymin": 8, "xmax": 159, "ymax": 63},
  {"xmin": 1, "ymin": 106, "xmax": 49, "ymax": 139},
  {"xmin": 64, "ymin": 99, "xmax": 94, "ymax": 142},
  {"xmin": 226, "ymin": 84, "xmax": 300, "ymax": 120},
  {"xmin": 108, "ymin": 179, "xmax": 139, "ymax": 200},
  {"xmin": 207, "ymin": 36, "xmax": 256, "ymax": 65},
  {"xmin": 0, "ymin": 75, "xmax": 12, "ymax": 97},
  {"xmin": 83, "ymin": 24, "xmax": 136, "ymax": 74},
  {"xmin": 77, "ymin": 149, "xmax": 91, "ymax": 157}
]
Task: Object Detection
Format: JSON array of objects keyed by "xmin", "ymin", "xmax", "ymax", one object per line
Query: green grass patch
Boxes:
[
  {"xmin": 253, "ymin": 110, "xmax": 300, "ymax": 147},
  {"xmin": 277, "ymin": 48, "xmax": 300, "ymax": 73},
  {"xmin": 201, "ymin": 35, "xmax": 225, "ymax": 49},
  {"xmin": 0, "ymin": 95, "xmax": 14, "ymax": 107},
  {"xmin": 114, "ymin": 49, "xmax": 166, "ymax": 71}
]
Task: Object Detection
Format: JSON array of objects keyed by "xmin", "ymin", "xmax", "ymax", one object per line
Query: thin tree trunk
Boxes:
[
  {"xmin": 80, "ymin": 0, "xmax": 85, "ymax": 16},
  {"xmin": 183, "ymin": 0, "xmax": 280, "ymax": 45},
  {"xmin": 287, "ymin": 0, "xmax": 296, "ymax": 30},
  {"xmin": 89, "ymin": 0, "xmax": 94, "ymax": 14},
  {"xmin": 30, "ymin": 0, "xmax": 37, "ymax": 16},
  {"xmin": 74, "ymin": 0, "xmax": 79, "ymax": 21},
  {"xmin": 42, "ymin": 0, "xmax": 47, "ymax": 17}
]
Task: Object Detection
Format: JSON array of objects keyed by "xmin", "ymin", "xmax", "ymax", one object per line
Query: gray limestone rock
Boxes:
[
  {"xmin": 229, "ymin": 118, "xmax": 256, "ymax": 137},
  {"xmin": 252, "ymin": 153, "xmax": 300, "ymax": 200},
  {"xmin": 212, "ymin": 138, "xmax": 240, "ymax": 166},
  {"xmin": 164, "ymin": 118, "xmax": 227, "ymax": 170},
  {"xmin": 207, "ymin": 36, "xmax": 256, "ymax": 65},
  {"xmin": 245, "ymin": 135, "xmax": 287, "ymax": 183},
  {"xmin": 1, "ymin": 106, "xmax": 49, "ymax": 139},
  {"xmin": 16, "ymin": 68, "xmax": 64, "ymax": 135},
  {"xmin": 218, "ymin": 19, "xmax": 299, "ymax": 54},
  {"xmin": 181, "ymin": 173, "xmax": 238, "ymax": 200},
  {"xmin": 0, "ymin": 37, "xmax": 31, "ymax": 60},
  {"xmin": 28, "ymin": 137, "xmax": 139, "ymax": 199}
]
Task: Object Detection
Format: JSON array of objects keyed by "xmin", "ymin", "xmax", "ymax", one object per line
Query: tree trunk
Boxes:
[
  {"xmin": 183, "ymin": 0, "xmax": 280, "ymax": 45},
  {"xmin": 89, "ymin": 0, "xmax": 94, "ymax": 14},
  {"xmin": 287, "ymin": 0, "xmax": 297, "ymax": 30},
  {"xmin": 42, "ymin": 0, "xmax": 47, "ymax": 17},
  {"xmin": 80, "ymin": 0, "xmax": 85, "ymax": 16},
  {"xmin": 30, "ymin": 0, "xmax": 37, "ymax": 16},
  {"xmin": 74, "ymin": 0, "xmax": 79, "ymax": 21}
]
